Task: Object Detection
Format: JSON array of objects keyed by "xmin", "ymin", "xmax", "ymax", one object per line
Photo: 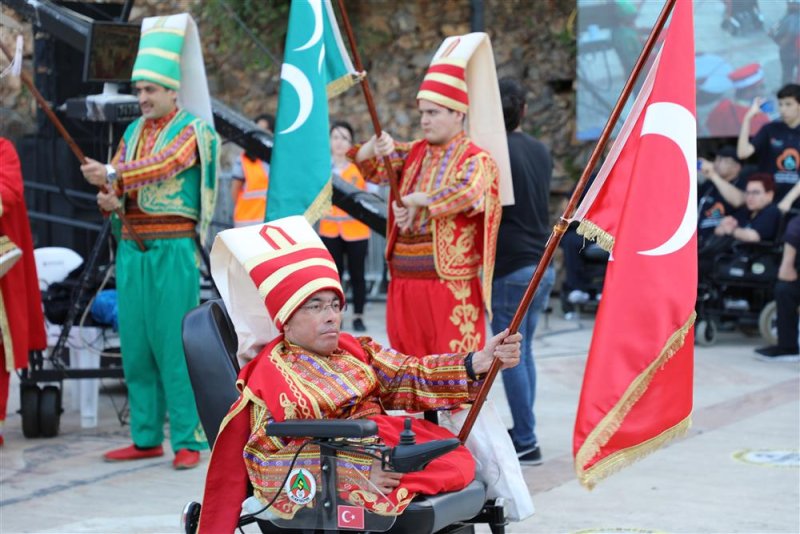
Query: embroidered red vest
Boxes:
[{"xmin": 385, "ymin": 138, "xmax": 501, "ymax": 308}]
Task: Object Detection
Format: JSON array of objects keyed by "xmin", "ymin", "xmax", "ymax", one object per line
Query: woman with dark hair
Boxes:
[{"xmin": 319, "ymin": 120, "xmax": 370, "ymax": 332}]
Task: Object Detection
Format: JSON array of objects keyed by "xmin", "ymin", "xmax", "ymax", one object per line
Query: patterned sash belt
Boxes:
[
  {"xmin": 390, "ymin": 233, "xmax": 437, "ymax": 279},
  {"xmin": 122, "ymin": 203, "xmax": 196, "ymax": 241}
]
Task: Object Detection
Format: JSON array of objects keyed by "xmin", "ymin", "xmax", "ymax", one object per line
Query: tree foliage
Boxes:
[{"xmin": 194, "ymin": 0, "xmax": 291, "ymax": 71}]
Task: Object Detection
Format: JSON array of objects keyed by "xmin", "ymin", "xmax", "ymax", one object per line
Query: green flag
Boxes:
[{"xmin": 266, "ymin": 0, "xmax": 358, "ymax": 223}]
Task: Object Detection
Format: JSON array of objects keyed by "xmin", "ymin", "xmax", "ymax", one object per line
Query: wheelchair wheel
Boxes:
[
  {"xmin": 38, "ymin": 385, "xmax": 62, "ymax": 438},
  {"xmin": 20, "ymin": 385, "xmax": 41, "ymax": 438},
  {"xmin": 695, "ymin": 319, "xmax": 717, "ymax": 346},
  {"xmin": 758, "ymin": 301, "xmax": 778, "ymax": 346},
  {"xmin": 181, "ymin": 501, "xmax": 201, "ymax": 534}
]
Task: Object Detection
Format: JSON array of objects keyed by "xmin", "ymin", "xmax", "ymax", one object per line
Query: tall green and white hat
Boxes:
[{"xmin": 131, "ymin": 13, "xmax": 213, "ymax": 124}]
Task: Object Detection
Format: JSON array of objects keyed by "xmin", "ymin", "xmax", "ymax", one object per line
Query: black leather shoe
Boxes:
[{"xmin": 353, "ymin": 317, "xmax": 366, "ymax": 332}]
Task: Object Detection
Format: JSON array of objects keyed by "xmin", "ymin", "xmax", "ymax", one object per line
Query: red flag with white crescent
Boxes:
[{"xmin": 571, "ymin": 0, "xmax": 697, "ymax": 489}]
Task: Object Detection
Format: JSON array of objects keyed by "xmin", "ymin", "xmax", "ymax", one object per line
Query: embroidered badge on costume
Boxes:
[{"xmin": 285, "ymin": 467, "xmax": 317, "ymax": 505}]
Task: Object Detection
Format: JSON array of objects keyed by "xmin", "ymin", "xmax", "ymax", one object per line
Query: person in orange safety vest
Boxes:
[
  {"xmin": 232, "ymin": 114, "xmax": 273, "ymax": 227},
  {"xmin": 319, "ymin": 120, "xmax": 371, "ymax": 332}
]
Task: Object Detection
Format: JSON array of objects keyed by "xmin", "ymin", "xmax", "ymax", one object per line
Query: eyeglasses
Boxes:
[
  {"xmin": 744, "ymin": 190, "xmax": 764, "ymax": 196},
  {"xmin": 299, "ymin": 299, "xmax": 345, "ymax": 315}
]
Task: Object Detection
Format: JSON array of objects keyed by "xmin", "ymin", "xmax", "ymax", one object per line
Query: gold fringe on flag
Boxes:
[
  {"xmin": 327, "ymin": 72, "xmax": 364, "ymax": 99},
  {"xmin": 576, "ymin": 219, "xmax": 615, "ymax": 252},
  {"xmin": 579, "ymin": 415, "xmax": 692, "ymax": 489},
  {"xmin": 575, "ymin": 310, "xmax": 697, "ymax": 489},
  {"xmin": 303, "ymin": 180, "xmax": 333, "ymax": 226}
]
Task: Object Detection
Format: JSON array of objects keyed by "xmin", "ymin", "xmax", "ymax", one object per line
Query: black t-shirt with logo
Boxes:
[
  {"xmin": 697, "ymin": 171, "xmax": 748, "ymax": 239},
  {"xmin": 751, "ymin": 121, "xmax": 800, "ymax": 205}
]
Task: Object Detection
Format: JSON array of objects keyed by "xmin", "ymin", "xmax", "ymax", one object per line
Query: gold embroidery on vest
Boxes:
[
  {"xmin": 269, "ymin": 345, "xmax": 317, "ymax": 419},
  {"xmin": 446, "ymin": 279, "xmax": 482, "ymax": 353},
  {"xmin": 435, "ymin": 218, "xmax": 480, "ymax": 279},
  {"xmin": 279, "ymin": 392, "xmax": 298, "ymax": 420}
]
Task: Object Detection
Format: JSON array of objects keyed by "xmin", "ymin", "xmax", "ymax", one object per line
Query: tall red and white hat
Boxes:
[
  {"xmin": 211, "ymin": 215, "xmax": 343, "ymax": 360},
  {"xmin": 416, "ymin": 33, "xmax": 514, "ymax": 206}
]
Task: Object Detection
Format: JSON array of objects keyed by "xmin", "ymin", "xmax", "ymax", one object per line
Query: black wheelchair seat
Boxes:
[{"xmin": 181, "ymin": 299, "xmax": 505, "ymax": 534}]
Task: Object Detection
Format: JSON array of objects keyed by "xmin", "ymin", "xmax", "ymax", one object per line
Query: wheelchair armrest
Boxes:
[{"xmin": 266, "ymin": 419, "xmax": 378, "ymax": 439}]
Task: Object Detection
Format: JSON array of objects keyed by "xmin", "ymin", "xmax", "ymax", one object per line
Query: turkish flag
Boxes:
[
  {"xmin": 572, "ymin": 0, "xmax": 696, "ymax": 489},
  {"xmin": 337, "ymin": 504, "xmax": 365, "ymax": 530}
]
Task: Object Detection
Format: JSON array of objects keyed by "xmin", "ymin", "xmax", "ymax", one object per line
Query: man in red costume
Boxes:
[
  {"xmin": 706, "ymin": 63, "xmax": 771, "ymax": 137},
  {"xmin": 198, "ymin": 216, "xmax": 521, "ymax": 532},
  {"xmin": 351, "ymin": 35, "xmax": 507, "ymax": 356},
  {"xmin": 0, "ymin": 137, "xmax": 47, "ymax": 446}
]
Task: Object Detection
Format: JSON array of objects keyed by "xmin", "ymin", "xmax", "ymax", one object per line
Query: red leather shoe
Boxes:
[
  {"xmin": 103, "ymin": 444, "xmax": 164, "ymax": 462},
  {"xmin": 173, "ymin": 449, "xmax": 200, "ymax": 470}
]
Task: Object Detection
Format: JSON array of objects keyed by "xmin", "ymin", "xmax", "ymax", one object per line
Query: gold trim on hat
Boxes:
[
  {"xmin": 256, "ymin": 258, "xmax": 338, "ymax": 301},
  {"xmin": 276, "ymin": 277, "xmax": 344, "ymax": 327},
  {"xmin": 242, "ymin": 242, "xmax": 311, "ymax": 272},
  {"xmin": 138, "ymin": 47, "xmax": 182, "ymax": 63},
  {"xmin": 131, "ymin": 68, "xmax": 180, "ymax": 89},
  {"xmin": 423, "ymin": 72, "xmax": 468, "ymax": 92},
  {"xmin": 142, "ymin": 27, "xmax": 186, "ymax": 37},
  {"xmin": 416, "ymin": 90, "xmax": 468, "ymax": 114}
]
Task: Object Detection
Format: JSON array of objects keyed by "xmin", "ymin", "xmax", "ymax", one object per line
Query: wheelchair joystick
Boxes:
[
  {"xmin": 384, "ymin": 417, "xmax": 461, "ymax": 473},
  {"xmin": 398, "ymin": 417, "xmax": 416, "ymax": 445}
]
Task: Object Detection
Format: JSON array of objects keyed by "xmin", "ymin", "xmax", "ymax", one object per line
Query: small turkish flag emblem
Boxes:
[{"xmin": 337, "ymin": 505, "xmax": 365, "ymax": 529}]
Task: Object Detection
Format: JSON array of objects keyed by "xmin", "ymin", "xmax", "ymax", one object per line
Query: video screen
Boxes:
[
  {"xmin": 83, "ymin": 22, "xmax": 141, "ymax": 84},
  {"xmin": 576, "ymin": 0, "xmax": 798, "ymax": 140}
]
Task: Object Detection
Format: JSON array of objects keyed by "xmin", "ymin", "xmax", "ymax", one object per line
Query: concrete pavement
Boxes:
[{"xmin": 1, "ymin": 302, "xmax": 798, "ymax": 533}]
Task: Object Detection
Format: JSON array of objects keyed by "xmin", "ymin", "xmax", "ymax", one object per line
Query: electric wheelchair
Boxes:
[
  {"xmin": 694, "ymin": 211, "xmax": 798, "ymax": 346},
  {"xmin": 179, "ymin": 299, "xmax": 509, "ymax": 534}
]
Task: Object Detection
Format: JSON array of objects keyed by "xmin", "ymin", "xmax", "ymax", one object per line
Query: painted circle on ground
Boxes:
[{"xmin": 733, "ymin": 449, "xmax": 800, "ymax": 467}]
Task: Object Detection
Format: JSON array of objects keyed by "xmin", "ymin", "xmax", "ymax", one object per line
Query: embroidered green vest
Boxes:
[{"xmin": 120, "ymin": 109, "xmax": 219, "ymax": 244}]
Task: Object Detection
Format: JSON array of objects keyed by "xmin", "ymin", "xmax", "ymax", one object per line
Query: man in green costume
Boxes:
[{"xmin": 81, "ymin": 13, "xmax": 218, "ymax": 470}]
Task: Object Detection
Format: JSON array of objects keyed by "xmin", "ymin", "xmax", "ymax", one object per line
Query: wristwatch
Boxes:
[{"xmin": 104, "ymin": 164, "xmax": 118, "ymax": 183}]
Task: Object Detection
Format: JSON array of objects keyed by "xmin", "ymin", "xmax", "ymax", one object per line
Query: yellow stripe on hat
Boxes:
[
  {"xmin": 131, "ymin": 68, "xmax": 180, "ymax": 90},
  {"xmin": 143, "ymin": 27, "xmax": 186, "ymax": 37},
  {"xmin": 242, "ymin": 244, "xmax": 307, "ymax": 272},
  {"xmin": 276, "ymin": 277, "xmax": 343, "ymax": 326},
  {"xmin": 416, "ymin": 90, "xmax": 468, "ymax": 114},
  {"xmin": 423, "ymin": 71, "xmax": 468, "ymax": 92},
  {"xmin": 138, "ymin": 47, "xmax": 182, "ymax": 63},
  {"xmin": 256, "ymin": 258, "xmax": 339, "ymax": 300}
]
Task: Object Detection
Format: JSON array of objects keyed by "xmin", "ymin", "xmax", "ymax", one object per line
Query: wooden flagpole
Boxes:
[
  {"xmin": 0, "ymin": 40, "xmax": 147, "ymax": 252},
  {"xmin": 334, "ymin": 0, "xmax": 404, "ymax": 207},
  {"xmin": 458, "ymin": 0, "xmax": 678, "ymax": 443}
]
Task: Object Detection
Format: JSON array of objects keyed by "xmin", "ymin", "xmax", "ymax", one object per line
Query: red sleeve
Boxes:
[{"xmin": 0, "ymin": 138, "xmax": 24, "ymax": 218}]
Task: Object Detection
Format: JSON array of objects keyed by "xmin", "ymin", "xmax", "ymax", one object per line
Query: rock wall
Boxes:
[{"xmin": 2, "ymin": 0, "xmax": 593, "ymax": 192}]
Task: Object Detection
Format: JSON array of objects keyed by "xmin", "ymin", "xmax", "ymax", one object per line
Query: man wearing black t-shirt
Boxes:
[
  {"xmin": 491, "ymin": 78, "xmax": 554, "ymax": 466},
  {"xmin": 714, "ymin": 173, "xmax": 781, "ymax": 243},
  {"xmin": 698, "ymin": 146, "xmax": 747, "ymax": 243},
  {"xmin": 737, "ymin": 84, "xmax": 800, "ymax": 211}
]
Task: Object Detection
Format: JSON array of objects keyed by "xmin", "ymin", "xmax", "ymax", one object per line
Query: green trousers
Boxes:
[{"xmin": 116, "ymin": 237, "xmax": 207, "ymax": 451}]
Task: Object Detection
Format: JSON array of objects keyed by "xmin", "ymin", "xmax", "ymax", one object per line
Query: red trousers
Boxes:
[{"xmin": 387, "ymin": 276, "xmax": 485, "ymax": 356}]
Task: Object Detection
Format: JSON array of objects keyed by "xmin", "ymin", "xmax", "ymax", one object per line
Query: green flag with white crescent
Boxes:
[{"xmin": 266, "ymin": 0, "xmax": 358, "ymax": 223}]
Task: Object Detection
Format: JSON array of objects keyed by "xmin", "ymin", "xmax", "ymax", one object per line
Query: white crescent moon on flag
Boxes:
[
  {"xmin": 279, "ymin": 63, "xmax": 313, "ymax": 135},
  {"xmin": 341, "ymin": 510, "xmax": 354, "ymax": 522},
  {"xmin": 637, "ymin": 102, "xmax": 697, "ymax": 257},
  {"xmin": 295, "ymin": 0, "xmax": 323, "ymax": 51}
]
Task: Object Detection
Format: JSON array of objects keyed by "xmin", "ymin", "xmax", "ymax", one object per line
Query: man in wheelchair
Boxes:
[
  {"xmin": 196, "ymin": 216, "xmax": 522, "ymax": 533},
  {"xmin": 699, "ymin": 173, "xmax": 781, "ymax": 266}
]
